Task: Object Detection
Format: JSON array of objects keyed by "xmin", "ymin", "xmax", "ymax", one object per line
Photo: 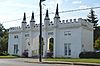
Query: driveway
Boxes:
[{"xmin": 0, "ymin": 58, "xmax": 82, "ymax": 66}]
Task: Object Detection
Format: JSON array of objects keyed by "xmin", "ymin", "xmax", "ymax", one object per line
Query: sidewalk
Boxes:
[{"xmin": 16, "ymin": 58, "xmax": 100, "ymax": 66}]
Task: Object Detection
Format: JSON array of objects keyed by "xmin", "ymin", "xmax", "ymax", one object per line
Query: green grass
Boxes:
[
  {"xmin": 0, "ymin": 56, "xmax": 17, "ymax": 59},
  {"xmin": 45, "ymin": 58, "xmax": 100, "ymax": 63}
]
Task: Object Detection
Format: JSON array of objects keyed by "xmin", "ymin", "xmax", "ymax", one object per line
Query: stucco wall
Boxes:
[
  {"xmin": 81, "ymin": 27, "xmax": 94, "ymax": 52},
  {"xmin": 54, "ymin": 28, "xmax": 81, "ymax": 58}
]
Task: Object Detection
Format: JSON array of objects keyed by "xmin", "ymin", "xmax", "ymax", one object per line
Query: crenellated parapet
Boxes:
[
  {"xmin": 60, "ymin": 18, "xmax": 78, "ymax": 24},
  {"xmin": 9, "ymin": 26, "xmax": 21, "ymax": 30},
  {"xmin": 44, "ymin": 18, "xmax": 92, "ymax": 29},
  {"xmin": 57, "ymin": 18, "xmax": 93, "ymax": 29},
  {"xmin": 9, "ymin": 26, "xmax": 21, "ymax": 33},
  {"xmin": 9, "ymin": 18, "xmax": 93, "ymax": 32},
  {"xmin": 46, "ymin": 21, "xmax": 54, "ymax": 27}
]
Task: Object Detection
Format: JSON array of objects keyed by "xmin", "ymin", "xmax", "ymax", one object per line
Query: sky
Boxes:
[{"xmin": 0, "ymin": 0, "xmax": 100, "ymax": 28}]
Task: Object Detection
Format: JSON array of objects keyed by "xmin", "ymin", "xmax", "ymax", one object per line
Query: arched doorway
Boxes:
[
  {"xmin": 49, "ymin": 38, "xmax": 54, "ymax": 52},
  {"xmin": 47, "ymin": 37, "xmax": 54, "ymax": 57}
]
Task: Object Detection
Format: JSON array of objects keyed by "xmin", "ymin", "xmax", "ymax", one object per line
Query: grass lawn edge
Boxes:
[
  {"xmin": 44, "ymin": 58, "xmax": 100, "ymax": 63},
  {"xmin": 0, "ymin": 56, "xmax": 17, "ymax": 59}
]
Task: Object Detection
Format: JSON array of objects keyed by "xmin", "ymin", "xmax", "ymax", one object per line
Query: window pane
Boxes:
[
  {"xmin": 14, "ymin": 44, "xmax": 18, "ymax": 54},
  {"xmin": 64, "ymin": 44, "xmax": 67, "ymax": 55},
  {"xmin": 64, "ymin": 43, "xmax": 71, "ymax": 56},
  {"xmin": 68, "ymin": 44, "xmax": 71, "ymax": 55}
]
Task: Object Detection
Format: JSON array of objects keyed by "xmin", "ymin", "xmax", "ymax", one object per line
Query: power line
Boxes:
[
  {"xmin": 2, "ymin": 6, "xmax": 100, "ymax": 23},
  {"xmin": 59, "ymin": 7, "xmax": 100, "ymax": 13},
  {"xmin": 49, "ymin": 6, "xmax": 100, "ymax": 14}
]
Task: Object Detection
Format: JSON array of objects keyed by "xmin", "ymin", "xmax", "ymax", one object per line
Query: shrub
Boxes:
[
  {"xmin": 0, "ymin": 52, "xmax": 9, "ymax": 56},
  {"xmin": 11, "ymin": 54, "xmax": 20, "ymax": 57},
  {"xmin": 46, "ymin": 52, "xmax": 53, "ymax": 58},
  {"xmin": 22, "ymin": 51, "xmax": 28, "ymax": 58},
  {"xmin": 79, "ymin": 52, "xmax": 100, "ymax": 58}
]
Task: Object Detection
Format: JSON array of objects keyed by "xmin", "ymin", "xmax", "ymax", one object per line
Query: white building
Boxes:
[{"xmin": 8, "ymin": 4, "xmax": 94, "ymax": 58}]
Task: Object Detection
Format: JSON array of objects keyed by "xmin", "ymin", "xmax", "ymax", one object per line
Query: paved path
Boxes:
[
  {"xmin": 0, "ymin": 58, "xmax": 80, "ymax": 66},
  {"xmin": 15, "ymin": 58, "xmax": 100, "ymax": 66}
]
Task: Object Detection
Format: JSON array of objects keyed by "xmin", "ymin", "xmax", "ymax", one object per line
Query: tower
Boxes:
[
  {"xmin": 54, "ymin": 3, "xmax": 60, "ymax": 27},
  {"xmin": 22, "ymin": 12, "xmax": 27, "ymax": 30},
  {"xmin": 53, "ymin": 3, "xmax": 60, "ymax": 57},
  {"xmin": 43, "ymin": 9, "xmax": 50, "ymax": 57},
  {"xmin": 30, "ymin": 12, "xmax": 35, "ymax": 28},
  {"xmin": 44, "ymin": 9, "xmax": 50, "ymax": 28}
]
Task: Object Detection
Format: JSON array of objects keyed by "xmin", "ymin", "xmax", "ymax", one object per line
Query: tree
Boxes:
[
  {"xmin": 87, "ymin": 8, "xmax": 98, "ymax": 27},
  {"xmin": 1, "ymin": 31, "xmax": 8, "ymax": 52},
  {"xmin": 94, "ymin": 37, "xmax": 100, "ymax": 50},
  {"xmin": 0, "ymin": 23, "xmax": 8, "ymax": 52},
  {"xmin": 94, "ymin": 27, "xmax": 100, "ymax": 42}
]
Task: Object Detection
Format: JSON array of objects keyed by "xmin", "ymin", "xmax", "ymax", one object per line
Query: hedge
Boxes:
[{"xmin": 79, "ymin": 52, "xmax": 100, "ymax": 58}]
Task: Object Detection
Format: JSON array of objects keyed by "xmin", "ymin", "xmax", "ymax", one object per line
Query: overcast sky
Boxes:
[{"xmin": 0, "ymin": 0, "xmax": 100, "ymax": 28}]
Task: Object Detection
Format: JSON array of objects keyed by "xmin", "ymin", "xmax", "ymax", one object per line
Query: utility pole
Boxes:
[{"xmin": 39, "ymin": 0, "xmax": 45, "ymax": 62}]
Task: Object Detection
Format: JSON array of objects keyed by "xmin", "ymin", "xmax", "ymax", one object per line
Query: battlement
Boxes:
[
  {"xmin": 9, "ymin": 18, "xmax": 92, "ymax": 32},
  {"xmin": 33, "ymin": 24, "xmax": 40, "ymax": 28},
  {"xmin": 9, "ymin": 26, "xmax": 21, "ymax": 30},
  {"xmin": 9, "ymin": 23, "xmax": 44, "ymax": 32},
  {"xmin": 60, "ymin": 18, "xmax": 85, "ymax": 24}
]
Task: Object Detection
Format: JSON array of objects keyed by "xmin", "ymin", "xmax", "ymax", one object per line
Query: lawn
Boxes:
[
  {"xmin": 0, "ymin": 56, "xmax": 17, "ymax": 59},
  {"xmin": 45, "ymin": 58, "xmax": 100, "ymax": 63}
]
